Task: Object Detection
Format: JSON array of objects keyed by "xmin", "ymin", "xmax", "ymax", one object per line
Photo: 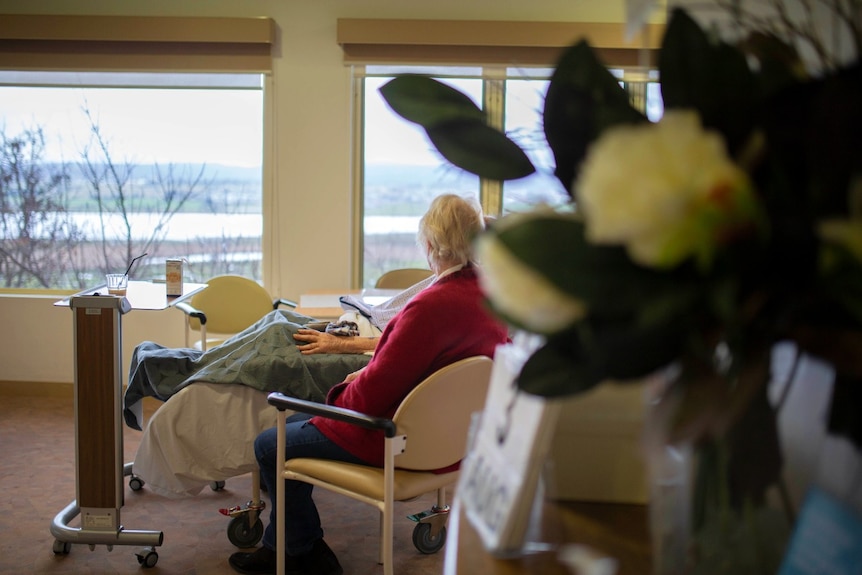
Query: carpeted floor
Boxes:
[{"xmin": 0, "ymin": 390, "xmax": 446, "ymax": 575}]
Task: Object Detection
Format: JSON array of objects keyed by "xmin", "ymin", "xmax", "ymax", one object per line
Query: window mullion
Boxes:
[
  {"xmin": 481, "ymin": 68, "xmax": 505, "ymax": 218},
  {"xmin": 623, "ymin": 81, "xmax": 647, "ymax": 114},
  {"xmin": 351, "ymin": 66, "xmax": 367, "ymax": 288}
]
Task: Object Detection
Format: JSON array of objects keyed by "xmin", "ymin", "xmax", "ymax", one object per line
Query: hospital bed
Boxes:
[
  {"xmin": 122, "ymin": 309, "xmax": 375, "ymax": 547},
  {"xmin": 122, "ymin": 281, "xmax": 430, "ymax": 549}
]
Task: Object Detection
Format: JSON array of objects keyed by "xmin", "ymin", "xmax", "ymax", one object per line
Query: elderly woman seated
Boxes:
[
  {"xmin": 122, "ymin": 194, "xmax": 496, "ymax": 501},
  {"xmin": 228, "ymin": 193, "xmax": 509, "ymax": 575}
]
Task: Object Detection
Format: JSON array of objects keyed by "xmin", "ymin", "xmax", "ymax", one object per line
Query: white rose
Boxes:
[
  {"xmin": 575, "ymin": 110, "xmax": 760, "ymax": 269},
  {"xmin": 475, "ymin": 213, "xmax": 586, "ymax": 335}
]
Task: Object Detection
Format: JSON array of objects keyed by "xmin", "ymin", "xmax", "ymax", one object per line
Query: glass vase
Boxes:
[
  {"xmin": 647, "ymin": 441, "xmax": 693, "ymax": 575},
  {"xmin": 644, "ymin": 365, "xmax": 793, "ymax": 575},
  {"xmin": 643, "ymin": 372, "xmax": 693, "ymax": 575}
]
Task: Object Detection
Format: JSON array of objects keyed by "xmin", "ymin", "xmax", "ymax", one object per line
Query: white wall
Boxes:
[
  {"xmin": 0, "ymin": 0, "xmax": 633, "ymax": 384},
  {"xmin": 0, "ymin": 294, "xmax": 186, "ymax": 386}
]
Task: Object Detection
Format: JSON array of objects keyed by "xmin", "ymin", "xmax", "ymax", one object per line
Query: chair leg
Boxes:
[
  {"xmin": 377, "ymin": 510, "xmax": 385, "ymax": 565},
  {"xmin": 437, "ymin": 486, "xmax": 447, "ymax": 508},
  {"xmin": 382, "ymin": 508, "xmax": 394, "ymax": 575},
  {"xmin": 251, "ymin": 469, "xmax": 262, "ymax": 509},
  {"xmin": 381, "ymin": 438, "xmax": 395, "ymax": 575},
  {"xmin": 276, "ymin": 410, "xmax": 287, "ymax": 575}
]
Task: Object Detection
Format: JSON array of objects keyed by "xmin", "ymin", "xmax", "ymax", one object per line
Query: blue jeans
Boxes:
[{"xmin": 255, "ymin": 413, "xmax": 367, "ymax": 555}]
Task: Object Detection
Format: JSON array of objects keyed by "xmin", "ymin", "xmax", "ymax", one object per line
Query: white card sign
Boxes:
[{"xmin": 457, "ymin": 340, "xmax": 561, "ymax": 554}]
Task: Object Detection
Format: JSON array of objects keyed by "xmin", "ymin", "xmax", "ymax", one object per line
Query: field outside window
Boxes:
[{"xmin": 0, "ymin": 72, "xmax": 264, "ymax": 290}]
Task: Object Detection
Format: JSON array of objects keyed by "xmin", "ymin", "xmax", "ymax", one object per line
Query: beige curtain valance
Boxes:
[
  {"xmin": 337, "ymin": 19, "xmax": 664, "ymax": 68},
  {"xmin": 0, "ymin": 14, "xmax": 275, "ymax": 73}
]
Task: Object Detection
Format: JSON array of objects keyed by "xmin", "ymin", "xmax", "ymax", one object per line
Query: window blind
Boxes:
[
  {"xmin": 0, "ymin": 14, "xmax": 275, "ymax": 73},
  {"xmin": 337, "ymin": 19, "xmax": 663, "ymax": 68}
]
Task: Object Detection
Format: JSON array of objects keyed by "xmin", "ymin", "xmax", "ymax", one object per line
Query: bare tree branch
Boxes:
[
  {"xmin": 712, "ymin": 0, "xmax": 861, "ymax": 70},
  {"xmin": 0, "ymin": 126, "xmax": 83, "ymax": 288},
  {"xmin": 77, "ymin": 103, "xmax": 208, "ymax": 279}
]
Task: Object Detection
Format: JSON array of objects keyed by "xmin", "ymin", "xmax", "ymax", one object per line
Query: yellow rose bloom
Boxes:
[{"xmin": 575, "ymin": 110, "xmax": 761, "ymax": 270}]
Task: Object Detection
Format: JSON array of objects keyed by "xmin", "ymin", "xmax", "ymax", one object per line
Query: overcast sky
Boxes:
[{"xmin": 3, "ymin": 86, "xmax": 263, "ymax": 167}]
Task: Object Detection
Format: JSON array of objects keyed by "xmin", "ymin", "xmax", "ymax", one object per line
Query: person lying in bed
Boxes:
[
  {"xmin": 228, "ymin": 194, "xmax": 509, "ymax": 575},
  {"xmin": 122, "ymin": 270, "xmax": 432, "ymax": 432},
  {"xmin": 124, "ymin": 279, "xmax": 435, "ymax": 501}
]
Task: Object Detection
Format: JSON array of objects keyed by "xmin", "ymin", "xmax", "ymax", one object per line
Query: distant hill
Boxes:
[
  {"xmin": 44, "ymin": 162, "xmax": 261, "ymax": 183},
  {"xmin": 44, "ymin": 161, "xmax": 554, "ymax": 215}
]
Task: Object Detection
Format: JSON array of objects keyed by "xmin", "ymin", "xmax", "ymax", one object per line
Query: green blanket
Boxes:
[{"xmin": 123, "ymin": 309, "xmax": 371, "ymax": 430}]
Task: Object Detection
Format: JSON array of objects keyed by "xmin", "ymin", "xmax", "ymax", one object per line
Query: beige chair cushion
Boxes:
[{"xmin": 286, "ymin": 458, "xmax": 458, "ymax": 501}]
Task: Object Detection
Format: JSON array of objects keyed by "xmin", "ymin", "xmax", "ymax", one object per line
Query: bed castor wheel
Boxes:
[
  {"xmin": 52, "ymin": 539, "xmax": 71, "ymax": 555},
  {"xmin": 129, "ymin": 475, "xmax": 145, "ymax": 491},
  {"xmin": 412, "ymin": 522, "xmax": 447, "ymax": 554},
  {"xmin": 227, "ymin": 514, "xmax": 264, "ymax": 548},
  {"xmin": 136, "ymin": 547, "xmax": 159, "ymax": 568}
]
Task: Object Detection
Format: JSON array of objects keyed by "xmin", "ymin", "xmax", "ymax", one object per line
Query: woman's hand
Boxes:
[
  {"xmin": 294, "ymin": 329, "xmax": 379, "ymax": 355},
  {"xmin": 343, "ymin": 367, "xmax": 365, "ymax": 383}
]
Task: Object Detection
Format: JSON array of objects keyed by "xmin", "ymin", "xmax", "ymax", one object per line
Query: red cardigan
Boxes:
[{"xmin": 311, "ymin": 265, "xmax": 509, "ymax": 466}]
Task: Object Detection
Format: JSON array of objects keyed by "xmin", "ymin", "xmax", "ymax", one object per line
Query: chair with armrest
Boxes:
[
  {"xmin": 266, "ymin": 355, "xmax": 493, "ymax": 575},
  {"xmin": 174, "ymin": 274, "xmax": 297, "ymax": 351},
  {"xmin": 374, "ymin": 268, "xmax": 434, "ymax": 290}
]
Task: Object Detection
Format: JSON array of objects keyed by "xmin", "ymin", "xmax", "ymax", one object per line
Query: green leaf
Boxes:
[
  {"xmin": 517, "ymin": 335, "xmax": 604, "ymax": 397},
  {"xmin": 660, "ymin": 8, "xmax": 757, "ymax": 156},
  {"xmin": 543, "ymin": 41, "xmax": 646, "ymax": 196},
  {"xmin": 379, "ymin": 75, "xmax": 535, "ymax": 181},
  {"xmin": 426, "ymin": 120, "xmax": 536, "ymax": 181},
  {"xmin": 495, "ymin": 214, "xmax": 685, "ymax": 317},
  {"xmin": 586, "ymin": 316, "xmax": 687, "ymax": 381},
  {"xmin": 739, "ymin": 31, "xmax": 806, "ymax": 98},
  {"xmin": 806, "ymin": 64, "xmax": 862, "ymax": 217},
  {"xmin": 516, "ymin": 315, "xmax": 686, "ymax": 398},
  {"xmin": 379, "ymin": 75, "xmax": 485, "ymax": 126}
]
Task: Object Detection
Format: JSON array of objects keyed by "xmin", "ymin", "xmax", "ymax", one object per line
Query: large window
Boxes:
[
  {"xmin": 503, "ymin": 71, "xmax": 571, "ymax": 212},
  {"xmin": 361, "ymin": 68, "xmax": 481, "ymax": 286},
  {"xmin": 355, "ymin": 65, "xmax": 663, "ymax": 287},
  {"xmin": 0, "ymin": 72, "xmax": 264, "ymax": 290}
]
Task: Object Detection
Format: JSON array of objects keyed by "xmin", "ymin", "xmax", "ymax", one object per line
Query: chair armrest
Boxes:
[
  {"xmin": 174, "ymin": 301, "xmax": 207, "ymax": 325},
  {"xmin": 267, "ymin": 392, "xmax": 396, "ymax": 438},
  {"xmin": 273, "ymin": 298, "xmax": 298, "ymax": 309}
]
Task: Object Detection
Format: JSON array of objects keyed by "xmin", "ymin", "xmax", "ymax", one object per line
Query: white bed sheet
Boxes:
[{"xmin": 132, "ymin": 382, "xmax": 289, "ymax": 498}]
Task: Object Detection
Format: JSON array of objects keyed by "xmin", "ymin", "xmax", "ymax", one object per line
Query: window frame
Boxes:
[
  {"xmin": 350, "ymin": 63, "xmax": 660, "ymax": 287},
  {"xmin": 0, "ymin": 14, "xmax": 275, "ymax": 293}
]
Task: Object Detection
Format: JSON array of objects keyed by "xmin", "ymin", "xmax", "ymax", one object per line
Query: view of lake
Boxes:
[
  {"xmin": 0, "ymin": 77, "xmax": 561, "ymax": 289},
  {"xmin": 63, "ymin": 213, "xmax": 422, "ymax": 241}
]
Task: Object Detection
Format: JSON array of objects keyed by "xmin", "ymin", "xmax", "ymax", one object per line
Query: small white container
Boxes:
[{"xmin": 166, "ymin": 259, "xmax": 183, "ymax": 296}]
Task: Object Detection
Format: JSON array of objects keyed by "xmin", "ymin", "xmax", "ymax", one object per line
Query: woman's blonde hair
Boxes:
[{"xmin": 417, "ymin": 194, "xmax": 484, "ymax": 267}]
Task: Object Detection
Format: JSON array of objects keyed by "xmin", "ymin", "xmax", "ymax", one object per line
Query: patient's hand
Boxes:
[{"xmin": 294, "ymin": 329, "xmax": 378, "ymax": 355}]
